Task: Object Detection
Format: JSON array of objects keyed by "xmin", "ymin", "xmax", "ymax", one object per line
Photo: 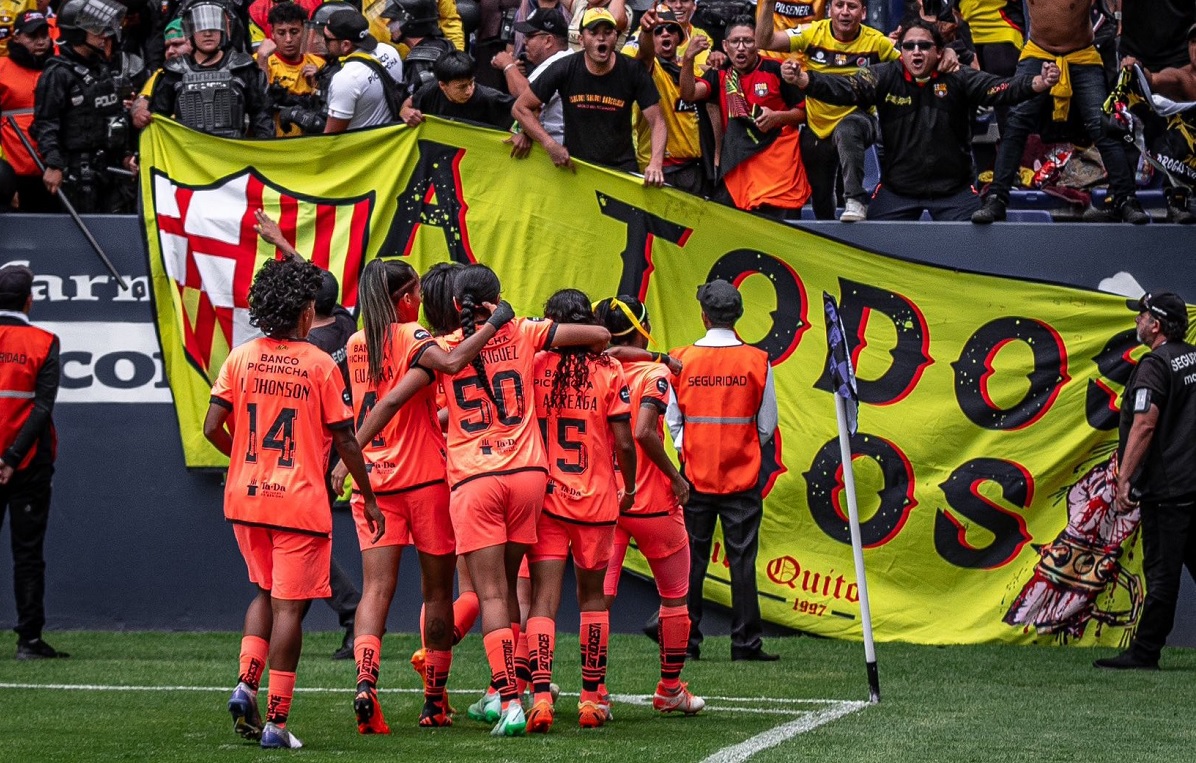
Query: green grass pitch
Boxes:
[{"xmin": 1, "ymin": 631, "xmax": 1193, "ymax": 762}]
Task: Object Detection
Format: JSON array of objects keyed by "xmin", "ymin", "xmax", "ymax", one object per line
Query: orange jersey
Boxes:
[
  {"xmin": 617, "ymin": 360, "xmax": 679, "ymax": 517},
  {"xmin": 533, "ymin": 350, "xmax": 632, "ymax": 525},
  {"xmin": 345, "ymin": 322, "xmax": 446, "ymax": 494},
  {"xmin": 438, "ymin": 318, "xmax": 557, "ymax": 488},
  {"xmin": 211, "ymin": 337, "xmax": 353, "ymax": 536}
]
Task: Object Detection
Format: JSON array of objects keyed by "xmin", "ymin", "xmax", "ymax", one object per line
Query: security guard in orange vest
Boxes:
[
  {"xmin": 0, "ymin": 265, "xmax": 68, "ymax": 660},
  {"xmin": 666, "ymin": 279, "xmax": 778, "ymax": 662}
]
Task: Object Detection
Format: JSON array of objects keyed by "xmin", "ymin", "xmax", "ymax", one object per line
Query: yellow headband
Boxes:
[{"xmin": 595, "ymin": 297, "xmax": 657, "ymax": 347}]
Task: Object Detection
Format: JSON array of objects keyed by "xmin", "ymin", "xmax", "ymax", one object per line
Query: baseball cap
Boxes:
[
  {"xmin": 163, "ymin": 17, "xmax": 185, "ymax": 41},
  {"xmin": 1127, "ymin": 291, "xmax": 1187, "ymax": 323},
  {"xmin": 580, "ymin": 7, "xmax": 617, "ymax": 30},
  {"xmin": 326, "ymin": 9, "xmax": 377, "ymax": 50},
  {"xmin": 515, "ymin": 8, "xmax": 568, "ymax": 38},
  {"xmin": 697, "ymin": 279, "xmax": 743, "ymax": 324},
  {"xmin": 13, "ymin": 10, "xmax": 50, "ymax": 35}
]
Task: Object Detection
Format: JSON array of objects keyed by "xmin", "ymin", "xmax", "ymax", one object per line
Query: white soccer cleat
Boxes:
[
  {"xmin": 653, "ymin": 681, "xmax": 705, "ymax": 715},
  {"xmin": 260, "ymin": 721, "xmax": 304, "ymax": 749}
]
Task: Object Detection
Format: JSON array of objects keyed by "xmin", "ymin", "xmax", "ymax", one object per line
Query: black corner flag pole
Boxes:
[{"xmin": 5, "ymin": 115, "xmax": 128, "ymax": 291}]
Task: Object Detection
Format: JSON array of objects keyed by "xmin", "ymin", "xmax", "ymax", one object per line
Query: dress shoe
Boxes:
[
  {"xmin": 731, "ymin": 648, "xmax": 779, "ymax": 662},
  {"xmin": 1093, "ymin": 651, "xmax": 1158, "ymax": 670}
]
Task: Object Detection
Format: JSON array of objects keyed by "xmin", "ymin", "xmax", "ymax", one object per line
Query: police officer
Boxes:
[
  {"xmin": 383, "ymin": 0, "xmax": 454, "ymax": 96},
  {"xmin": 666, "ymin": 279, "xmax": 780, "ymax": 662},
  {"xmin": 30, "ymin": 0, "xmax": 139, "ymax": 214},
  {"xmin": 1095, "ymin": 291, "xmax": 1196, "ymax": 670},
  {"xmin": 148, "ymin": 0, "xmax": 272, "ymax": 137},
  {"xmin": 0, "ymin": 265, "xmax": 68, "ymax": 661}
]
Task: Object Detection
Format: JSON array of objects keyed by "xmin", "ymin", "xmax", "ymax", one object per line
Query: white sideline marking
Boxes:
[{"xmin": 698, "ymin": 701, "xmax": 869, "ymax": 763}]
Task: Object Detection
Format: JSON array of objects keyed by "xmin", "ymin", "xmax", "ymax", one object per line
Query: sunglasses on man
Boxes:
[
  {"xmin": 653, "ymin": 24, "xmax": 682, "ymax": 36},
  {"xmin": 900, "ymin": 40, "xmax": 935, "ymax": 51}
]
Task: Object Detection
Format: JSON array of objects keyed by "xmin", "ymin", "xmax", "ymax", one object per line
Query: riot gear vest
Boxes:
[
  {"xmin": 402, "ymin": 37, "xmax": 452, "ymax": 95},
  {"xmin": 168, "ymin": 50, "xmax": 254, "ymax": 138},
  {"xmin": 113, "ymin": 51, "xmax": 146, "ymax": 100},
  {"xmin": 44, "ymin": 53, "xmax": 127, "ymax": 154}
]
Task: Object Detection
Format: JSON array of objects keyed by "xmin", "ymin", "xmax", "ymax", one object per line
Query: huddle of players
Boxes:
[{"xmin": 204, "ymin": 253, "xmax": 702, "ymax": 747}]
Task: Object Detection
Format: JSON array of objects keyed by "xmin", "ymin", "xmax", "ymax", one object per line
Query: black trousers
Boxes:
[
  {"xmin": 0, "ymin": 462, "xmax": 54, "ymax": 642},
  {"xmin": 684, "ymin": 488, "xmax": 764, "ymax": 655},
  {"xmin": 867, "ymin": 184, "xmax": 981, "ymax": 221},
  {"xmin": 1130, "ymin": 498, "xmax": 1196, "ymax": 661}
]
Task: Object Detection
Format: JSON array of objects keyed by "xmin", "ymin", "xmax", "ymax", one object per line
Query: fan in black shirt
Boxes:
[
  {"xmin": 512, "ymin": 7, "xmax": 667, "ymax": 184},
  {"xmin": 400, "ymin": 51, "xmax": 523, "ymax": 129}
]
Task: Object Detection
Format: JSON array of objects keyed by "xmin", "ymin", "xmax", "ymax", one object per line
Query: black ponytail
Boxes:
[
  {"xmin": 421, "ymin": 262, "xmax": 462, "ymax": 336},
  {"xmin": 455, "ymin": 264, "xmax": 502, "ymax": 406},
  {"xmin": 359, "ymin": 258, "xmax": 418, "ymax": 385},
  {"xmin": 594, "ymin": 294, "xmax": 649, "ymax": 347},
  {"xmin": 544, "ymin": 288, "xmax": 607, "ymax": 410}
]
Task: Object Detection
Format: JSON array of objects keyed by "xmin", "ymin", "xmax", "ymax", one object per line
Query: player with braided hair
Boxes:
[
  {"xmin": 594, "ymin": 295, "xmax": 704, "ymax": 717},
  {"xmin": 522, "ymin": 289, "xmax": 637, "ymax": 733},
  {"xmin": 203, "ymin": 256, "xmax": 383, "ymax": 750},
  {"xmin": 336, "ymin": 258, "xmax": 522, "ymax": 730},
  {"xmin": 355, "ymin": 264, "xmax": 611, "ymax": 737}
]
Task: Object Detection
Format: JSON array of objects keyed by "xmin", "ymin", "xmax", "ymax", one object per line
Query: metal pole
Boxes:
[
  {"xmin": 834, "ymin": 392, "xmax": 881, "ymax": 704},
  {"xmin": 5, "ymin": 115, "xmax": 128, "ymax": 290}
]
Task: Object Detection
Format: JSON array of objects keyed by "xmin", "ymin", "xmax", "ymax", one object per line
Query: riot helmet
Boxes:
[
  {"xmin": 57, "ymin": 0, "xmax": 126, "ymax": 46},
  {"xmin": 379, "ymin": 0, "xmax": 440, "ymax": 40},
  {"xmin": 182, "ymin": 0, "xmax": 232, "ymax": 43},
  {"xmin": 301, "ymin": 0, "xmax": 355, "ymax": 56}
]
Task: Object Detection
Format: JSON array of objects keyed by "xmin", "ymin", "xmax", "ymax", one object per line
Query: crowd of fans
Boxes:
[{"xmin": 1, "ymin": 0, "xmax": 1194, "ymax": 223}]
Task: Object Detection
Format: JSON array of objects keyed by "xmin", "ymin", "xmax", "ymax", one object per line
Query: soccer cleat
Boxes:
[
  {"xmin": 15, "ymin": 638, "xmax": 69, "ymax": 660},
  {"xmin": 598, "ymin": 691, "xmax": 613, "ymax": 721},
  {"xmin": 839, "ymin": 198, "xmax": 867, "ymax": 223},
  {"xmin": 418, "ymin": 698, "xmax": 454, "ymax": 727},
  {"xmin": 228, "ymin": 682, "xmax": 263, "ymax": 741},
  {"xmin": 577, "ymin": 700, "xmax": 607, "ymax": 729},
  {"xmin": 355, "ymin": 686, "xmax": 392, "ymax": 735},
  {"xmin": 410, "ymin": 647, "xmax": 427, "ymax": 688},
  {"xmin": 550, "ymin": 683, "xmax": 560, "ymax": 703},
  {"xmin": 653, "ymin": 682, "xmax": 706, "ymax": 715},
  {"xmin": 526, "ymin": 698, "xmax": 555, "ymax": 733},
  {"xmin": 467, "ymin": 689, "xmax": 502, "ymax": 723},
  {"xmin": 260, "ymin": 721, "xmax": 303, "ymax": 749},
  {"xmin": 490, "ymin": 701, "xmax": 527, "ymax": 736}
]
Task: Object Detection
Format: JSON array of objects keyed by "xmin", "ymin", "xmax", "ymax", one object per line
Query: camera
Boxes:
[{"xmin": 498, "ymin": 7, "xmax": 517, "ymax": 45}]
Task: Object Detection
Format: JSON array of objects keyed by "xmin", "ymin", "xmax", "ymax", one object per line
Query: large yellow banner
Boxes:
[{"xmin": 142, "ymin": 117, "xmax": 1166, "ymax": 646}]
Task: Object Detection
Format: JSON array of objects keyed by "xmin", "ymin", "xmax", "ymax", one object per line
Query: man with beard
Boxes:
[
  {"xmin": 783, "ymin": 21, "xmax": 1058, "ymax": 220},
  {"xmin": 680, "ymin": 15, "xmax": 810, "ymax": 216},
  {"xmin": 130, "ymin": 19, "xmax": 193, "ymax": 129},
  {"xmin": 627, "ymin": 6, "xmax": 705, "ymax": 194},
  {"xmin": 31, "ymin": 0, "xmax": 138, "ymax": 214},
  {"xmin": 513, "ymin": 8, "xmax": 570, "ymax": 144},
  {"xmin": 512, "ymin": 7, "xmax": 666, "ymax": 185},
  {"xmin": 1, "ymin": 11, "xmax": 56, "ymax": 212},
  {"xmin": 971, "ymin": 0, "xmax": 1148, "ymax": 224},
  {"xmin": 149, "ymin": 0, "xmax": 273, "ymax": 137}
]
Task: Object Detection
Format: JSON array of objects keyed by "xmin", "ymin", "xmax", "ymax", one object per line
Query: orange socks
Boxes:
[
  {"xmin": 238, "ymin": 635, "xmax": 268, "ymax": 691},
  {"xmin": 512, "ymin": 622, "xmax": 531, "ymax": 695},
  {"xmin": 454, "ymin": 592, "xmax": 480, "ymax": 644},
  {"xmin": 423, "ymin": 648, "xmax": 452, "ymax": 707},
  {"xmin": 526, "ymin": 616, "xmax": 556, "ymax": 704},
  {"xmin": 579, "ymin": 610, "xmax": 609, "ymax": 704},
  {"xmin": 265, "ymin": 670, "xmax": 295, "ymax": 726},
  {"xmin": 483, "ymin": 628, "xmax": 518, "ymax": 703},
  {"xmin": 355, "ymin": 635, "xmax": 382, "ymax": 688},
  {"xmin": 659, "ymin": 605, "xmax": 690, "ymax": 689}
]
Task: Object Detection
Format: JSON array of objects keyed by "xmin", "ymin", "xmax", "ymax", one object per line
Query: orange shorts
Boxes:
[
  {"xmin": 450, "ymin": 470, "xmax": 547, "ymax": 555},
  {"xmin": 530, "ymin": 512, "xmax": 616, "ymax": 571},
  {"xmin": 232, "ymin": 523, "xmax": 331, "ymax": 601},
  {"xmin": 616, "ymin": 511, "xmax": 688, "ymax": 560},
  {"xmin": 352, "ymin": 482, "xmax": 454, "ymax": 555}
]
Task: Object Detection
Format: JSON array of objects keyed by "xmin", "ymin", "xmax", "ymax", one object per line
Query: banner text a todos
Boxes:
[{"xmin": 142, "ymin": 118, "xmax": 1154, "ymax": 645}]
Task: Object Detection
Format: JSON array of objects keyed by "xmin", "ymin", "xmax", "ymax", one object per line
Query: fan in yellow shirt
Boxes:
[{"xmin": 258, "ymin": 2, "xmax": 325, "ymax": 136}]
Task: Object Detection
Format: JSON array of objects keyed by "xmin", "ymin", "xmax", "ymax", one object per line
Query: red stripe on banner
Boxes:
[
  {"xmin": 278, "ymin": 192, "xmax": 299, "ymax": 260},
  {"xmin": 233, "ymin": 176, "xmax": 266, "ymax": 309},
  {"xmin": 311, "ymin": 203, "xmax": 336, "ymax": 271},
  {"xmin": 193, "ymin": 288, "xmax": 218, "ymax": 365},
  {"xmin": 341, "ymin": 199, "xmax": 370, "ymax": 309}
]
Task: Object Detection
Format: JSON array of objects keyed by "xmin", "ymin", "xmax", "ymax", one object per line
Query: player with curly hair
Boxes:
[
  {"xmin": 355, "ymin": 265, "xmax": 611, "ymax": 737},
  {"xmin": 523, "ymin": 289, "xmax": 638, "ymax": 733},
  {"xmin": 202, "ymin": 256, "xmax": 384, "ymax": 750},
  {"xmin": 594, "ymin": 295, "xmax": 704, "ymax": 717}
]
